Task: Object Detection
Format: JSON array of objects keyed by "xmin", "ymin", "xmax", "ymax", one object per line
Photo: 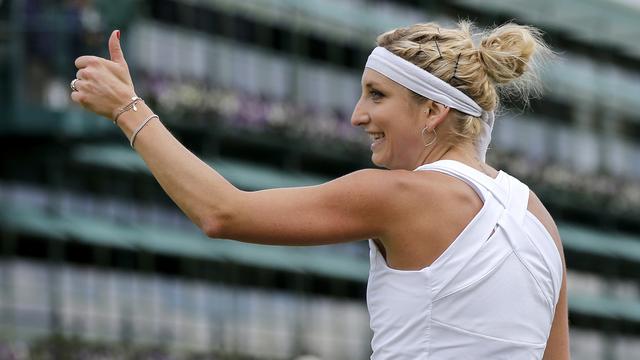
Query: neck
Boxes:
[{"xmin": 417, "ymin": 140, "xmax": 483, "ymax": 169}]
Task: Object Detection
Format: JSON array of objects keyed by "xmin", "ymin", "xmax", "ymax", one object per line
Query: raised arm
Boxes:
[
  {"xmin": 70, "ymin": 30, "xmax": 408, "ymax": 245},
  {"xmin": 113, "ymin": 106, "xmax": 402, "ymax": 245}
]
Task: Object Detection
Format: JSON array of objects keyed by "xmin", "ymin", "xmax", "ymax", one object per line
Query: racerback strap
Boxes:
[
  {"xmin": 415, "ymin": 160, "xmax": 508, "ymax": 208},
  {"xmin": 495, "ymin": 172, "xmax": 530, "ymax": 226}
]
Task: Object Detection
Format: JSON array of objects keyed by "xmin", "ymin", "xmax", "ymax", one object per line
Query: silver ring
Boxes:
[{"xmin": 70, "ymin": 79, "xmax": 79, "ymax": 92}]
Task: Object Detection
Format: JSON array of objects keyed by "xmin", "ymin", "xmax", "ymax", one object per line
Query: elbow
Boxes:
[
  {"xmin": 201, "ymin": 220, "xmax": 221, "ymax": 238},
  {"xmin": 200, "ymin": 211, "xmax": 232, "ymax": 239},
  {"xmin": 199, "ymin": 189, "xmax": 243, "ymax": 239},
  {"xmin": 201, "ymin": 216, "xmax": 226, "ymax": 239}
]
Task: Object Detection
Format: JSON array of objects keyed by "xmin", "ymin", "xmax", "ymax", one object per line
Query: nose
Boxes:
[{"xmin": 350, "ymin": 98, "xmax": 370, "ymax": 127}]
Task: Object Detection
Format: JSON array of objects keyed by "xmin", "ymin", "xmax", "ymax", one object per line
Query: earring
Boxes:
[{"xmin": 421, "ymin": 126, "xmax": 437, "ymax": 147}]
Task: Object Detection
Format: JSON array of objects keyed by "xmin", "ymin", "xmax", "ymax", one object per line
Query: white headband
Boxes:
[{"xmin": 365, "ymin": 46, "xmax": 495, "ymax": 162}]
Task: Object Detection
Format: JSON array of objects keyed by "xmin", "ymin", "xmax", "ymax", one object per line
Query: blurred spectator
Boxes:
[
  {"xmin": 0, "ymin": 343, "xmax": 16, "ymax": 360},
  {"xmin": 23, "ymin": 0, "xmax": 103, "ymax": 107}
]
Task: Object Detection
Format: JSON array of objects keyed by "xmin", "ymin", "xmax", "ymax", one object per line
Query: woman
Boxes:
[{"xmin": 70, "ymin": 22, "xmax": 569, "ymax": 359}]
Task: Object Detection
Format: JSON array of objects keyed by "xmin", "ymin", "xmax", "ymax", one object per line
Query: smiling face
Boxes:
[{"xmin": 351, "ymin": 69, "xmax": 427, "ymax": 170}]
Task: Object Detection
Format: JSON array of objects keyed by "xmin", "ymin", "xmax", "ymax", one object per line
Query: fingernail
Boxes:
[{"xmin": 116, "ymin": 30, "xmax": 121, "ymax": 40}]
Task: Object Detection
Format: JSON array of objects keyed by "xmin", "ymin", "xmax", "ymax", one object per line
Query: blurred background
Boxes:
[{"xmin": 1, "ymin": 0, "xmax": 640, "ymax": 359}]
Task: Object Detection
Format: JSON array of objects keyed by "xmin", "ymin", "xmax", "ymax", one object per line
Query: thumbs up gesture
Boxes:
[{"xmin": 71, "ymin": 30, "xmax": 137, "ymax": 120}]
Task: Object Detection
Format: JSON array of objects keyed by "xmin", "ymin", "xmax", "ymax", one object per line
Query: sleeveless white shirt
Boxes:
[{"xmin": 367, "ymin": 160, "xmax": 563, "ymax": 359}]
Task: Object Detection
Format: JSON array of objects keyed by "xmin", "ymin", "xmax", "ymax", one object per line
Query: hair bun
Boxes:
[{"xmin": 478, "ymin": 24, "xmax": 544, "ymax": 84}]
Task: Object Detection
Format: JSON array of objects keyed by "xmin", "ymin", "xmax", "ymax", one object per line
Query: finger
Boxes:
[
  {"xmin": 76, "ymin": 68, "xmax": 87, "ymax": 80},
  {"xmin": 70, "ymin": 90, "xmax": 84, "ymax": 105},
  {"xmin": 70, "ymin": 79, "xmax": 89, "ymax": 94},
  {"xmin": 75, "ymin": 55, "xmax": 101, "ymax": 69},
  {"xmin": 108, "ymin": 30, "xmax": 127, "ymax": 65},
  {"xmin": 74, "ymin": 78, "xmax": 87, "ymax": 91}
]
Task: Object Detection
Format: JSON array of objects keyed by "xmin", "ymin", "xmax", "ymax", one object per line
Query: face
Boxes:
[{"xmin": 351, "ymin": 69, "xmax": 426, "ymax": 170}]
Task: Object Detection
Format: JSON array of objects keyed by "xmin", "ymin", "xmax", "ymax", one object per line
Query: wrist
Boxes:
[
  {"xmin": 112, "ymin": 95, "xmax": 143, "ymax": 124},
  {"xmin": 116, "ymin": 102, "xmax": 155, "ymax": 139}
]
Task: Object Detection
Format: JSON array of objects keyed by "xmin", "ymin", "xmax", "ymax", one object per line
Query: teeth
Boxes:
[{"xmin": 369, "ymin": 133, "xmax": 385, "ymax": 141}]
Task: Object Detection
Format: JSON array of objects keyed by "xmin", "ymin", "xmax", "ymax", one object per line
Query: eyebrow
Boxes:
[{"xmin": 363, "ymin": 81, "xmax": 382, "ymax": 88}]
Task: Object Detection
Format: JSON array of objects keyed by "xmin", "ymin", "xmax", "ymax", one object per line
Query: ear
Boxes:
[{"xmin": 423, "ymin": 100, "xmax": 450, "ymax": 129}]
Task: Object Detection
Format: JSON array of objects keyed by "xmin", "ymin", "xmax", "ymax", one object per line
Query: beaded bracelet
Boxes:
[
  {"xmin": 129, "ymin": 114, "xmax": 159, "ymax": 148},
  {"xmin": 114, "ymin": 96, "xmax": 144, "ymax": 125}
]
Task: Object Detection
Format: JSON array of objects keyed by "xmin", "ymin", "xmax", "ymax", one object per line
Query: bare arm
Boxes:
[
  {"xmin": 114, "ymin": 103, "xmax": 405, "ymax": 244},
  {"xmin": 71, "ymin": 30, "xmax": 408, "ymax": 245},
  {"xmin": 542, "ymin": 222, "xmax": 570, "ymax": 360},
  {"xmin": 543, "ymin": 264, "xmax": 569, "ymax": 360}
]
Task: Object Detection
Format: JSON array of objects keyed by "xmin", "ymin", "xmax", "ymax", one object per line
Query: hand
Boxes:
[{"xmin": 71, "ymin": 30, "xmax": 137, "ymax": 120}]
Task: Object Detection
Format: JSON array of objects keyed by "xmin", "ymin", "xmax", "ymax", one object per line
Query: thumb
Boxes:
[{"xmin": 109, "ymin": 30, "xmax": 127, "ymax": 65}]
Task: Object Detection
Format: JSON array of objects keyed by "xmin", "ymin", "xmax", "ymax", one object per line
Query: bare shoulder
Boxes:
[
  {"xmin": 333, "ymin": 168, "xmax": 449, "ymax": 219},
  {"xmin": 337, "ymin": 168, "xmax": 442, "ymax": 195},
  {"xmin": 315, "ymin": 167, "xmax": 439, "ymax": 210}
]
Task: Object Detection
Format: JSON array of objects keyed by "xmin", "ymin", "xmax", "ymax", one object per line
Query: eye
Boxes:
[{"xmin": 368, "ymin": 89, "xmax": 384, "ymax": 100}]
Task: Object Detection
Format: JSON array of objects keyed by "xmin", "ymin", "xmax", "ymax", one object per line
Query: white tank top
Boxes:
[{"xmin": 367, "ymin": 160, "xmax": 563, "ymax": 360}]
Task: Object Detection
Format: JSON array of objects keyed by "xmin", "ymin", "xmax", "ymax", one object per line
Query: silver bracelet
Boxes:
[
  {"xmin": 129, "ymin": 114, "xmax": 159, "ymax": 148},
  {"xmin": 114, "ymin": 96, "xmax": 144, "ymax": 125}
]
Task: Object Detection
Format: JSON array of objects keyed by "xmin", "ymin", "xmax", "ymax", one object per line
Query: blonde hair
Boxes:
[{"xmin": 376, "ymin": 21, "xmax": 551, "ymax": 143}]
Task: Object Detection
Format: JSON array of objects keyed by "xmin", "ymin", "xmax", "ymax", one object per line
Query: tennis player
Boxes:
[{"xmin": 70, "ymin": 22, "xmax": 569, "ymax": 359}]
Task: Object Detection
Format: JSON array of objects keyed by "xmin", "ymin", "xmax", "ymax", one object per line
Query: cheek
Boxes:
[
  {"xmin": 391, "ymin": 128, "xmax": 424, "ymax": 160},
  {"xmin": 390, "ymin": 124, "xmax": 420, "ymax": 145}
]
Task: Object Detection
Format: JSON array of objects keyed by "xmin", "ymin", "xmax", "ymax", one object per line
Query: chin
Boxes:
[
  {"xmin": 371, "ymin": 154, "xmax": 390, "ymax": 169},
  {"xmin": 371, "ymin": 155, "xmax": 382, "ymax": 168}
]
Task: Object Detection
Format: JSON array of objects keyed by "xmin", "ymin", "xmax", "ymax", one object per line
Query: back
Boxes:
[{"xmin": 367, "ymin": 160, "xmax": 564, "ymax": 359}]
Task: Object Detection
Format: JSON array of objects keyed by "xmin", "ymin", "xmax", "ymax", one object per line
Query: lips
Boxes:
[{"xmin": 367, "ymin": 132, "xmax": 385, "ymax": 150}]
